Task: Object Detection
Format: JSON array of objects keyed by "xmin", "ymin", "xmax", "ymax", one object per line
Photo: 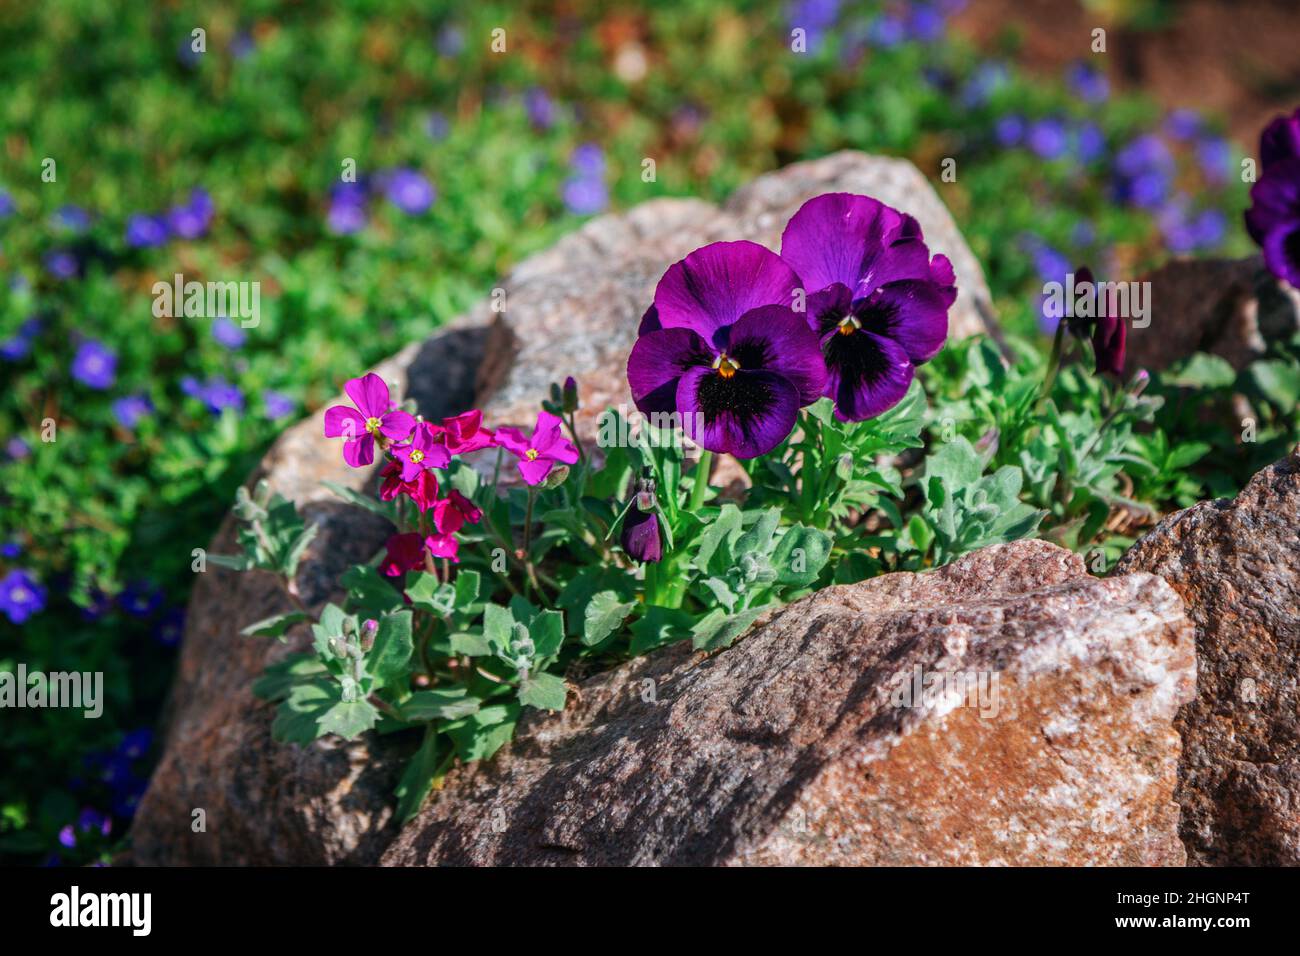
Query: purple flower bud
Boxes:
[
  {"xmin": 621, "ymin": 503, "xmax": 662, "ymax": 564},
  {"xmin": 562, "ymin": 375, "xmax": 579, "ymax": 413}
]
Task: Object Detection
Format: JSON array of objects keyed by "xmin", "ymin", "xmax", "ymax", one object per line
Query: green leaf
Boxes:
[
  {"xmin": 530, "ymin": 608, "xmax": 565, "ymax": 659},
  {"xmin": 407, "ymin": 572, "xmax": 455, "ymax": 616},
  {"xmin": 271, "ymin": 679, "xmax": 340, "ymax": 745},
  {"xmin": 317, "ymin": 699, "xmax": 380, "ymax": 740},
  {"xmin": 399, "ymin": 687, "xmax": 481, "ymax": 721},
  {"xmin": 733, "ymin": 507, "xmax": 781, "ymax": 557},
  {"xmin": 694, "ymin": 503, "xmax": 742, "ymax": 572},
  {"xmin": 339, "ymin": 565, "xmax": 406, "ymax": 616},
  {"xmin": 394, "ymin": 728, "xmax": 442, "ymax": 824},
  {"xmin": 322, "ymin": 480, "xmax": 397, "ymax": 520},
  {"xmin": 770, "ymin": 525, "xmax": 832, "ymax": 587},
  {"xmin": 252, "ymin": 653, "xmax": 327, "ymax": 701},
  {"xmin": 518, "ymin": 671, "xmax": 569, "ymax": 711},
  {"xmin": 1249, "ymin": 359, "xmax": 1300, "ymax": 409},
  {"xmin": 482, "ymin": 603, "xmax": 514, "ymax": 656},
  {"xmin": 444, "ymin": 703, "xmax": 520, "ymax": 762},
  {"xmin": 629, "ymin": 605, "xmax": 694, "ymax": 655},
  {"xmin": 367, "ymin": 611, "xmax": 413, "ymax": 691},
  {"xmin": 240, "ymin": 610, "xmax": 307, "ymax": 640},
  {"xmin": 691, "ymin": 607, "xmax": 765, "ymax": 651},
  {"xmin": 583, "ymin": 591, "xmax": 636, "ymax": 646}
]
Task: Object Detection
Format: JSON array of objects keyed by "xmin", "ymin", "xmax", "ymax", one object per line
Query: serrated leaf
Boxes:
[
  {"xmin": 517, "ymin": 671, "xmax": 569, "ymax": 711},
  {"xmin": 482, "ymin": 603, "xmax": 514, "ymax": 656},
  {"xmin": 583, "ymin": 591, "xmax": 636, "ymax": 646},
  {"xmin": 694, "ymin": 503, "xmax": 742, "ymax": 572},
  {"xmin": 770, "ymin": 525, "xmax": 832, "ymax": 587},
  {"xmin": 317, "ymin": 699, "xmax": 380, "ymax": 740},
  {"xmin": 530, "ymin": 608, "xmax": 565, "ymax": 659},
  {"xmin": 271, "ymin": 679, "xmax": 340, "ymax": 745}
]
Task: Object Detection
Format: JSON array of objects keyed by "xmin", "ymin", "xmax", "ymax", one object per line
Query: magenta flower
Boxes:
[
  {"xmin": 390, "ymin": 421, "xmax": 451, "ymax": 481},
  {"xmin": 627, "ymin": 241, "xmax": 826, "ymax": 458},
  {"xmin": 380, "ymin": 533, "xmax": 426, "ymax": 577},
  {"xmin": 432, "ymin": 490, "xmax": 482, "ymax": 535},
  {"xmin": 495, "ymin": 410, "xmax": 579, "ymax": 485},
  {"xmin": 379, "ymin": 461, "xmax": 440, "ymax": 512},
  {"xmin": 323, "ymin": 373, "xmax": 416, "ymax": 467},
  {"xmin": 440, "ymin": 409, "xmax": 495, "ymax": 454},
  {"xmin": 780, "ymin": 193, "xmax": 955, "ymax": 421},
  {"xmin": 424, "ymin": 532, "xmax": 459, "ymax": 562}
]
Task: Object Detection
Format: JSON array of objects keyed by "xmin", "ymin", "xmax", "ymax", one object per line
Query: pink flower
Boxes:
[
  {"xmin": 440, "ymin": 409, "xmax": 495, "ymax": 454},
  {"xmin": 378, "ymin": 461, "xmax": 440, "ymax": 512},
  {"xmin": 390, "ymin": 421, "xmax": 451, "ymax": 481},
  {"xmin": 324, "ymin": 373, "xmax": 416, "ymax": 467},
  {"xmin": 494, "ymin": 410, "xmax": 579, "ymax": 485},
  {"xmin": 432, "ymin": 489, "xmax": 482, "ymax": 534},
  {"xmin": 425, "ymin": 532, "xmax": 459, "ymax": 562},
  {"xmin": 380, "ymin": 532, "xmax": 427, "ymax": 577}
]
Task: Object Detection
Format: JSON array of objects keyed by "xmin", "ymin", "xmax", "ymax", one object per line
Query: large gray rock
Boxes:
[
  {"xmin": 383, "ymin": 540, "xmax": 1192, "ymax": 867},
  {"xmin": 1118, "ymin": 447, "xmax": 1300, "ymax": 865}
]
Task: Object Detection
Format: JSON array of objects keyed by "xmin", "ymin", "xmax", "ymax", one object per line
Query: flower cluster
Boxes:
[
  {"xmin": 627, "ymin": 192, "xmax": 956, "ymax": 458},
  {"xmin": 1246, "ymin": 107, "xmax": 1300, "ymax": 288},
  {"xmin": 324, "ymin": 372, "xmax": 578, "ymax": 572}
]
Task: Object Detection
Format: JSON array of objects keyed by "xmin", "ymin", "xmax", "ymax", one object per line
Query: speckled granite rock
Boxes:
[
  {"xmin": 475, "ymin": 150, "xmax": 996, "ymax": 441},
  {"xmin": 1118, "ymin": 448, "xmax": 1300, "ymax": 865},
  {"xmin": 1126, "ymin": 256, "xmax": 1300, "ymax": 373},
  {"xmin": 382, "ymin": 540, "xmax": 1193, "ymax": 867}
]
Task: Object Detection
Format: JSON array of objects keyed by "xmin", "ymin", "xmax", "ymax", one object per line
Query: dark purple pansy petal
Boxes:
[
  {"xmin": 726, "ymin": 305, "xmax": 827, "ymax": 405},
  {"xmin": 638, "ymin": 305, "xmax": 661, "ymax": 334},
  {"xmin": 857, "ymin": 229, "xmax": 937, "ymax": 295},
  {"xmin": 626, "ymin": 326, "xmax": 713, "ymax": 415},
  {"xmin": 1261, "ymin": 223, "xmax": 1300, "ymax": 289},
  {"xmin": 780, "ymin": 193, "xmax": 903, "ymax": 292},
  {"xmin": 853, "ymin": 280, "xmax": 951, "ymax": 364},
  {"xmin": 653, "ymin": 241, "xmax": 802, "ymax": 348},
  {"xmin": 620, "ymin": 506, "xmax": 662, "ymax": 563},
  {"xmin": 676, "ymin": 365, "xmax": 800, "ymax": 459},
  {"xmin": 1260, "ymin": 109, "xmax": 1300, "ymax": 173},
  {"xmin": 1092, "ymin": 312, "xmax": 1127, "ymax": 377},
  {"xmin": 823, "ymin": 330, "xmax": 915, "ymax": 422},
  {"xmin": 806, "ymin": 282, "xmax": 855, "ymax": 337}
]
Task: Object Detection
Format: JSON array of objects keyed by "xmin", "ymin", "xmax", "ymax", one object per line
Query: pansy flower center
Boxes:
[
  {"xmin": 365, "ymin": 416, "xmax": 383, "ymax": 434},
  {"xmin": 409, "ymin": 449, "xmax": 424, "ymax": 464},
  {"xmin": 836, "ymin": 314, "xmax": 862, "ymax": 336},
  {"xmin": 525, "ymin": 448, "xmax": 540, "ymax": 461},
  {"xmin": 711, "ymin": 352, "xmax": 742, "ymax": 379}
]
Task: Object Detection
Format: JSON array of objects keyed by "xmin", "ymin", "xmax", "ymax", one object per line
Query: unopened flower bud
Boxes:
[
  {"xmin": 541, "ymin": 464, "xmax": 570, "ymax": 489},
  {"xmin": 562, "ymin": 376, "xmax": 579, "ymax": 414}
]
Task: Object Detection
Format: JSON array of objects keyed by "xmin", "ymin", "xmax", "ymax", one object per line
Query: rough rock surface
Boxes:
[
  {"xmin": 383, "ymin": 540, "xmax": 1192, "ymax": 866},
  {"xmin": 1118, "ymin": 448, "xmax": 1300, "ymax": 865},
  {"xmin": 1126, "ymin": 256, "xmax": 1300, "ymax": 373},
  {"xmin": 475, "ymin": 151, "xmax": 995, "ymax": 441}
]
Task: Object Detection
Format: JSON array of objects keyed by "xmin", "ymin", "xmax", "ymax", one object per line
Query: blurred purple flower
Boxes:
[
  {"xmin": 563, "ymin": 176, "xmax": 608, "ymax": 216},
  {"xmin": 6, "ymin": 437, "xmax": 30, "ymax": 459},
  {"xmin": 155, "ymin": 609, "xmax": 185, "ymax": 647},
  {"xmin": 1027, "ymin": 119, "xmax": 1069, "ymax": 160},
  {"xmin": 1196, "ymin": 136, "xmax": 1231, "ymax": 184},
  {"xmin": 263, "ymin": 389, "xmax": 295, "ymax": 419},
  {"xmin": 994, "ymin": 115, "xmax": 1024, "ymax": 147},
  {"xmin": 905, "ymin": 2, "xmax": 946, "ymax": 43},
  {"xmin": 868, "ymin": 13, "xmax": 906, "ymax": 48},
  {"xmin": 230, "ymin": 31, "xmax": 255, "ymax": 59},
  {"xmin": 437, "ymin": 25, "xmax": 464, "ymax": 56},
  {"xmin": 167, "ymin": 188, "xmax": 215, "ymax": 239},
  {"xmin": 1, "ymin": 569, "xmax": 46, "ymax": 623},
  {"xmin": 52, "ymin": 205, "xmax": 91, "ymax": 232},
  {"xmin": 0, "ymin": 189, "xmax": 13, "ymax": 218},
  {"xmin": 424, "ymin": 111, "xmax": 450, "ymax": 140},
  {"xmin": 125, "ymin": 214, "xmax": 169, "ymax": 248},
  {"xmin": 1165, "ymin": 109, "xmax": 1202, "ymax": 141},
  {"xmin": 570, "ymin": 143, "xmax": 605, "ymax": 177},
  {"xmin": 523, "ymin": 87, "xmax": 556, "ymax": 130},
  {"xmin": 1075, "ymin": 122, "xmax": 1106, "ymax": 163},
  {"xmin": 961, "ymin": 62, "xmax": 1009, "ymax": 107},
  {"xmin": 72, "ymin": 340, "xmax": 117, "ymax": 389},
  {"xmin": 44, "ymin": 250, "xmax": 79, "ymax": 280},
  {"xmin": 112, "ymin": 394, "xmax": 153, "ymax": 429},
  {"xmin": 1, "ymin": 541, "xmax": 20, "ymax": 558},
  {"xmin": 119, "ymin": 581, "xmax": 163, "ymax": 618},
  {"xmin": 1066, "ymin": 62, "xmax": 1109, "ymax": 104},
  {"xmin": 1, "ymin": 317, "xmax": 41, "ymax": 361},
  {"xmin": 385, "ymin": 169, "xmax": 436, "ymax": 215},
  {"xmin": 211, "ymin": 316, "xmax": 247, "ymax": 349}
]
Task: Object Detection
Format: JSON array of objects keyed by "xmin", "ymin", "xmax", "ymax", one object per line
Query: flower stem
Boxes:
[
  {"xmin": 1038, "ymin": 319, "xmax": 1068, "ymax": 409},
  {"xmin": 688, "ymin": 449, "xmax": 712, "ymax": 514}
]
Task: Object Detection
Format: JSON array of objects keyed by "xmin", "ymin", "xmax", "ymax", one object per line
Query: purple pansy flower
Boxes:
[
  {"xmin": 385, "ymin": 169, "xmax": 436, "ymax": 215},
  {"xmin": 323, "ymin": 372, "xmax": 416, "ymax": 467},
  {"xmin": 390, "ymin": 421, "xmax": 452, "ymax": 481},
  {"xmin": 1, "ymin": 569, "xmax": 46, "ymax": 624},
  {"xmin": 620, "ymin": 479, "xmax": 662, "ymax": 563},
  {"xmin": 167, "ymin": 188, "xmax": 215, "ymax": 239},
  {"xmin": 495, "ymin": 410, "xmax": 579, "ymax": 485},
  {"xmin": 72, "ymin": 340, "xmax": 117, "ymax": 389},
  {"xmin": 1071, "ymin": 266, "xmax": 1126, "ymax": 377},
  {"xmin": 562, "ymin": 176, "xmax": 608, "ymax": 216},
  {"xmin": 1246, "ymin": 108, "xmax": 1300, "ymax": 287},
  {"xmin": 1027, "ymin": 118, "xmax": 1069, "ymax": 160},
  {"xmin": 779, "ymin": 194, "xmax": 955, "ymax": 422},
  {"xmin": 628, "ymin": 241, "xmax": 826, "ymax": 457}
]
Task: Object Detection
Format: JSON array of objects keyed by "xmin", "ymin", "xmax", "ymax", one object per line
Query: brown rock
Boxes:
[
  {"xmin": 1126, "ymin": 255, "xmax": 1300, "ymax": 373},
  {"xmin": 383, "ymin": 540, "xmax": 1193, "ymax": 866},
  {"xmin": 1117, "ymin": 447, "xmax": 1300, "ymax": 865}
]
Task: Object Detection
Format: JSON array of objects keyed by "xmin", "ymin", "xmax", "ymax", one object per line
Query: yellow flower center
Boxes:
[
  {"xmin": 365, "ymin": 416, "xmax": 383, "ymax": 434},
  {"xmin": 712, "ymin": 352, "xmax": 741, "ymax": 379},
  {"xmin": 525, "ymin": 448, "xmax": 540, "ymax": 461},
  {"xmin": 409, "ymin": 449, "xmax": 424, "ymax": 464},
  {"xmin": 837, "ymin": 315, "xmax": 861, "ymax": 336}
]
